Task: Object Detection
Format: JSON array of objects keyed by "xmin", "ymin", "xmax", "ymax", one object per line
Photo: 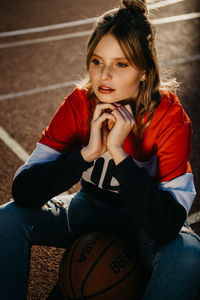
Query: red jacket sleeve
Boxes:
[
  {"xmin": 155, "ymin": 96, "xmax": 192, "ymax": 182},
  {"xmin": 39, "ymin": 89, "xmax": 90, "ymax": 153}
]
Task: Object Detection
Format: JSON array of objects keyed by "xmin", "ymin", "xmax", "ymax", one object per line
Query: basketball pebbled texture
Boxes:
[{"xmin": 59, "ymin": 232, "xmax": 146, "ymax": 300}]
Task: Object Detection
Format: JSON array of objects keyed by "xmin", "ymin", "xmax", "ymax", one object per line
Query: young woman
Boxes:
[{"xmin": 1, "ymin": 0, "xmax": 200, "ymax": 299}]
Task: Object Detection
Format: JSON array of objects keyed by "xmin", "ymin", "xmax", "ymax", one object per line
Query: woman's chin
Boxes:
[
  {"xmin": 92, "ymin": 90, "xmax": 116, "ymax": 103},
  {"xmin": 93, "ymin": 91, "xmax": 135, "ymax": 105},
  {"xmin": 98, "ymin": 95, "xmax": 124, "ymax": 104}
]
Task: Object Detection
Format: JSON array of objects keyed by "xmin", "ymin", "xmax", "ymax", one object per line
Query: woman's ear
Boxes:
[{"xmin": 141, "ymin": 72, "xmax": 146, "ymax": 82}]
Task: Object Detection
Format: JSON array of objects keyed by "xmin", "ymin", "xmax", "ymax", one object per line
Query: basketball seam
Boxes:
[
  {"xmin": 87, "ymin": 264, "xmax": 138, "ymax": 299},
  {"xmin": 81, "ymin": 237, "xmax": 122, "ymax": 299}
]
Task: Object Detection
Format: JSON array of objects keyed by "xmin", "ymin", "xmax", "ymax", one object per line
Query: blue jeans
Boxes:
[{"xmin": 0, "ymin": 189, "xmax": 200, "ymax": 300}]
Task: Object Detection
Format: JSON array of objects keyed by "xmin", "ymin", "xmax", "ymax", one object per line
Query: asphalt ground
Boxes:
[{"xmin": 0, "ymin": 0, "xmax": 200, "ymax": 299}]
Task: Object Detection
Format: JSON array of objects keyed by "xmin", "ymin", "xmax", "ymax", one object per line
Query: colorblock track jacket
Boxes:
[{"xmin": 12, "ymin": 88, "xmax": 196, "ymax": 244}]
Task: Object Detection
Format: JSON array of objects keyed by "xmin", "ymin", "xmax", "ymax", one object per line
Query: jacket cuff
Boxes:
[
  {"xmin": 64, "ymin": 150, "xmax": 94, "ymax": 177},
  {"xmin": 112, "ymin": 156, "xmax": 141, "ymax": 185}
]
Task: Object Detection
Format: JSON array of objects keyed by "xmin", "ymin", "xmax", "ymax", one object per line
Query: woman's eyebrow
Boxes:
[
  {"xmin": 92, "ymin": 53, "xmax": 128, "ymax": 60},
  {"xmin": 92, "ymin": 53, "xmax": 101, "ymax": 57}
]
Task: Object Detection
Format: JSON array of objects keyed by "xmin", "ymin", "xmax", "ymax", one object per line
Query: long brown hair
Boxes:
[{"xmin": 79, "ymin": 0, "xmax": 162, "ymax": 137}]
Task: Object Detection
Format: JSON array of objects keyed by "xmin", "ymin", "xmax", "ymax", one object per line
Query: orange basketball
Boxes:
[{"xmin": 59, "ymin": 232, "xmax": 146, "ymax": 300}]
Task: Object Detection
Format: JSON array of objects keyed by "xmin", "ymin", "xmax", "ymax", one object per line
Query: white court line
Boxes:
[
  {"xmin": 0, "ymin": 30, "xmax": 93, "ymax": 49},
  {"xmin": 0, "ymin": 126, "xmax": 29, "ymax": 162},
  {"xmin": 0, "ymin": 0, "xmax": 185, "ymax": 38},
  {"xmin": 0, "ymin": 18, "xmax": 97, "ymax": 38},
  {"xmin": 0, "ymin": 81, "xmax": 76, "ymax": 101},
  {"xmin": 188, "ymin": 212, "xmax": 200, "ymax": 225},
  {"xmin": 149, "ymin": 0, "xmax": 184, "ymax": 10},
  {"xmin": 0, "ymin": 54, "xmax": 199, "ymax": 102},
  {"xmin": 153, "ymin": 11, "xmax": 200, "ymax": 24},
  {"xmin": 0, "ymin": 12, "xmax": 199, "ymax": 49},
  {"xmin": 161, "ymin": 54, "xmax": 200, "ymax": 66}
]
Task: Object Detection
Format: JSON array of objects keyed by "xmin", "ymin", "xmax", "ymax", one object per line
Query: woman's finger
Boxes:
[
  {"xmin": 124, "ymin": 104, "xmax": 135, "ymax": 119},
  {"xmin": 118, "ymin": 106, "xmax": 132, "ymax": 120},
  {"xmin": 111, "ymin": 107, "xmax": 126, "ymax": 121},
  {"xmin": 111, "ymin": 105, "xmax": 134, "ymax": 122},
  {"xmin": 115, "ymin": 105, "xmax": 135, "ymax": 123},
  {"xmin": 92, "ymin": 103, "xmax": 116, "ymax": 121},
  {"xmin": 93, "ymin": 112, "xmax": 116, "ymax": 128},
  {"xmin": 119, "ymin": 105, "xmax": 134, "ymax": 120}
]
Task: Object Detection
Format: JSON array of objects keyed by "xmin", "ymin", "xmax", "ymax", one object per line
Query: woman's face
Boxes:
[{"xmin": 88, "ymin": 33, "xmax": 145, "ymax": 103}]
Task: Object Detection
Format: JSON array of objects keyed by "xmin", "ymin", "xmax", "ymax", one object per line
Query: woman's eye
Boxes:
[
  {"xmin": 91, "ymin": 59, "xmax": 100, "ymax": 65},
  {"xmin": 117, "ymin": 62, "xmax": 128, "ymax": 68}
]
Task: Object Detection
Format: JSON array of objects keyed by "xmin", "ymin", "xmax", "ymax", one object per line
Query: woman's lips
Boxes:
[{"xmin": 98, "ymin": 85, "xmax": 115, "ymax": 94}]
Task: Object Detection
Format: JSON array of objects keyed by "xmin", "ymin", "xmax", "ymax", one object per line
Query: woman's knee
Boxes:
[
  {"xmin": 154, "ymin": 232, "xmax": 200, "ymax": 274},
  {"xmin": 179, "ymin": 231, "xmax": 200, "ymax": 268},
  {"xmin": 0, "ymin": 200, "xmax": 31, "ymax": 230}
]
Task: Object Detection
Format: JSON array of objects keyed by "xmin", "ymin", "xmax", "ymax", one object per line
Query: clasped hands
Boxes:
[{"xmin": 81, "ymin": 103, "xmax": 135, "ymax": 165}]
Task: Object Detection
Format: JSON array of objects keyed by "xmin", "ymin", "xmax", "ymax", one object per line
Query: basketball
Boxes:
[{"xmin": 59, "ymin": 232, "xmax": 146, "ymax": 300}]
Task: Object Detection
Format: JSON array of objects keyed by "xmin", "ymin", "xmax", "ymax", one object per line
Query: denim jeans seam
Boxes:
[
  {"xmin": 151, "ymin": 247, "xmax": 161, "ymax": 271},
  {"xmin": 181, "ymin": 230, "xmax": 200, "ymax": 243}
]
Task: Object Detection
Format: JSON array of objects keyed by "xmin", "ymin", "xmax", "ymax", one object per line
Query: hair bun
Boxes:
[{"xmin": 121, "ymin": 0, "xmax": 147, "ymax": 15}]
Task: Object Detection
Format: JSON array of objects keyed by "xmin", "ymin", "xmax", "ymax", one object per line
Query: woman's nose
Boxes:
[{"xmin": 100, "ymin": 65, "xmax": 112, "ymax": 81}]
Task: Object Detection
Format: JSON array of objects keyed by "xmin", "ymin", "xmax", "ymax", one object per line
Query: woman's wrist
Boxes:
[
  {"xmin": 108, "ymin": 146, "xmax": 128, "ymax": 165},
  {"xmin": 81, "ymin": 147, "xmax": 95, "ymax": 163}
]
